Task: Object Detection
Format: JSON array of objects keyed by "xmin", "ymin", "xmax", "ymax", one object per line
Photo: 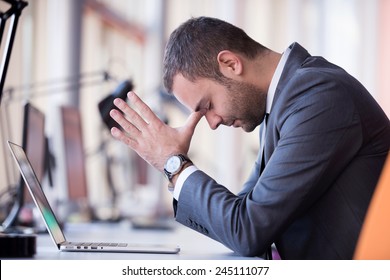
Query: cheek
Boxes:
[{"xmin": 221, "ymin": 99, "xmax": 239, "ymax": 117}]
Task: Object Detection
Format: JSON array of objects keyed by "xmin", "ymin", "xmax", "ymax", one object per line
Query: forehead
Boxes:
[{"xmin": 172, "ymin": 73, "xmax": 208, "ymax": 112}]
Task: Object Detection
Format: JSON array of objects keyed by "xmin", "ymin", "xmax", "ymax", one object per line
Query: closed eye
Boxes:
[{"xmin": 195, "ymin": 100, "xmax": 210, "ymax": 112}]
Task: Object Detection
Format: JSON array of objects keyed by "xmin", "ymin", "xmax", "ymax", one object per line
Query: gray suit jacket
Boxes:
[{"xmin": 174, "ymin": 42, "xmax": 390, "ymax": 259}]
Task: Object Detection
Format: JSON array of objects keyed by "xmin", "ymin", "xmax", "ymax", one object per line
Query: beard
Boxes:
[{"xmin": 222, "ymin": 78, "xmax": 267, "ymax": 132}]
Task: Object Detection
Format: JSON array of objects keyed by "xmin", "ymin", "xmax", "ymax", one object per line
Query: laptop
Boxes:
[{"xmin": 7, "ymin": 140, "xmax": 180, "ymax": 254}]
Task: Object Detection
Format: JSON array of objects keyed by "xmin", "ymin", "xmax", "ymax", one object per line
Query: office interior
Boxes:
[{"xmin": 0, "ymin": 0, "xmax": 389, "ymax": 241}]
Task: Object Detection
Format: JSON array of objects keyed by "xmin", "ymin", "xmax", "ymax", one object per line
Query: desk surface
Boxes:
[{"xmin": 33, "ymin": 221, "xmax": 257, "ymax": 260}]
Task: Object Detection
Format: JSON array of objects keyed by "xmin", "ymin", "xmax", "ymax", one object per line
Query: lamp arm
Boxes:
[{"xmin": 0, "ymin": 0, "xmax": 28, "ymax": 105}]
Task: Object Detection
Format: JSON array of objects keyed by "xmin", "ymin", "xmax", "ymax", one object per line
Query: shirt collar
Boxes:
[{"xmin": 265, "ymin": 46, "xmax": 292, "ymax": 114}]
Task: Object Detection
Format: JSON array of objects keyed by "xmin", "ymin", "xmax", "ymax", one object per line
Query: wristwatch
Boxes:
[{"xmin": 164, "ymin": 154, "xmax": 191, "ymax": 182}]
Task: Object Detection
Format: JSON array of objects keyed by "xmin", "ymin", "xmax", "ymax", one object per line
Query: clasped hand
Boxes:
[{"xmin": 109, "ymin": 91, "xmax": 205, "ymax": 172}]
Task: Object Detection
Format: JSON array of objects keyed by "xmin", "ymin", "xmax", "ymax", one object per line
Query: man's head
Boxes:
[
  {"xmin": 163, "ymin": 16, "xmax": 268, "ymax": 93},
  {"xmin": 163, "ymin": 17, "xmax": 276, "ymax": 132}
]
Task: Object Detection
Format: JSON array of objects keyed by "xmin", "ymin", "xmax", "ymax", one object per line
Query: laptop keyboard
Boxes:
[{"xmin": 67, "ymin": 242, "xmax": 128, "ymax": 249}]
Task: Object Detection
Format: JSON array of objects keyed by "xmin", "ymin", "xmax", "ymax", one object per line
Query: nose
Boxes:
[{"xmin": 205, "ymin": 111, "xmax": 223, "ymax": 130}]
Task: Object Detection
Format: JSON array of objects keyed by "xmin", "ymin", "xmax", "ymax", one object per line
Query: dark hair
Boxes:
[{"xmin": 162, "ymin": 16, "xmax": 268, "ymax": 93}]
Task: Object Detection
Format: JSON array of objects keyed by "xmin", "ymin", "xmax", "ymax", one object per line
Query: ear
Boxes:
[{"xmin": 217, "ymin": 50, "xmax": 243, "ymax": 78}]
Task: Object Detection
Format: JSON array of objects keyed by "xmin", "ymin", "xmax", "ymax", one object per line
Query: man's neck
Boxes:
[{"xmin": 242, "ymin": 50, "xmax": 282, "ymax": 95}]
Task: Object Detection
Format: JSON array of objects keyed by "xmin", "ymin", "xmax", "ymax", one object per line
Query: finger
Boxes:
[
  {"xmin": 127, "ymin": 91, "xmax": 161, "ymax": 125},
  {"xmin": 111, "ymin": 127, "xmax": 138, "ymax": 149},
  {"xmin": 184, "ymin": 109, "xmax": 206, "ymax": 134},
  {"xmin": 110, "ymin": 108, "xmax": 142, "ymax": 137},
  {"xmin": 113, "ymin": 97, "xmax": 148, "ymax": 131}
]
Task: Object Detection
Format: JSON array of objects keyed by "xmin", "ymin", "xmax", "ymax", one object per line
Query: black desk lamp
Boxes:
[{"xmin": 0, "ymin": 0, "xmax": 35, "ymax": 259}]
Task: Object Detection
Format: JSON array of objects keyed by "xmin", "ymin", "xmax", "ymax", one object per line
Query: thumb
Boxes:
[{"xmin": 184, "ymin": 109, "xmax": 206, "ymax": 134}]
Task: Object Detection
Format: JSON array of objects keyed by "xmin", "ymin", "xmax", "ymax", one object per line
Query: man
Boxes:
[{"xmin": 109, "ymin": 17, "xmax": 390, "ymax": 259}]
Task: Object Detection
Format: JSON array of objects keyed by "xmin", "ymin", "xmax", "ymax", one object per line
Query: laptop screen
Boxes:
[{"xmin": 8, "ymin": 141, "xmax": 66, "ymax": 247}]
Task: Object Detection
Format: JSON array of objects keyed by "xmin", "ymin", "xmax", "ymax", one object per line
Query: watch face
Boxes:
[{"xmin": 166, "ymin": 155, "xmax": 181, "ymax": 173}]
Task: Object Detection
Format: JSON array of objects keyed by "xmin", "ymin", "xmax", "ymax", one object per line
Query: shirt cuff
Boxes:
[{"xmin": 172, "ymin": 165, "xmax": 198, "ymax": 200}]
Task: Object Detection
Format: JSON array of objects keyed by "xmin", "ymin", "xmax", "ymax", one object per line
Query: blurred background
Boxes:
[{"xmin": 0, "ymin": 0, "xmax": 389, "ymax": 229}]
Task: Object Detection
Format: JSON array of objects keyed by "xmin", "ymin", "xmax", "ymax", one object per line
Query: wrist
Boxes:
[
  {"xmin": 164, "ymin": 154, "xmax": 192, "ymax": 191},
  {"xmin": 170, "ymin": 161, "xmax": 193, "ymax": 187}
]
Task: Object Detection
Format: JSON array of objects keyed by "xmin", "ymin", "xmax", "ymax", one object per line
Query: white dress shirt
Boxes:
[{"xmin": 172, "ymin": 46, "xmax": 292, "ymax": 200}]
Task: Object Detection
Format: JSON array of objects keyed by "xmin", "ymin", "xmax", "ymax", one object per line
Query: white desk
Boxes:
[{"xmin": 33, "ymin": 221, "xmax": 258, "ymax": 260}]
